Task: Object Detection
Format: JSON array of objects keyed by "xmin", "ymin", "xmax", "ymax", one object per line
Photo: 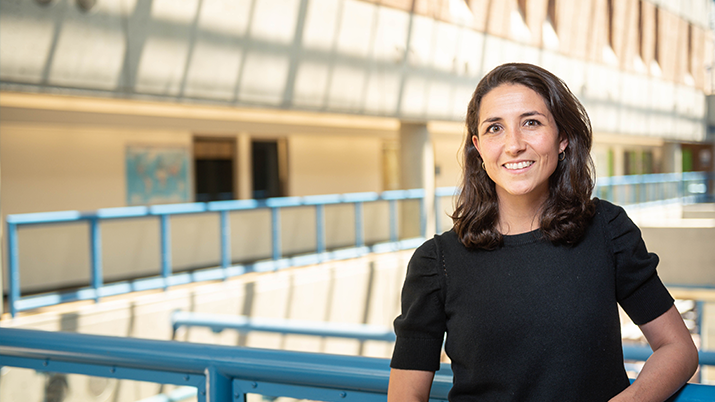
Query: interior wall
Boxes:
[
  {"xmin": 0, "ymin": 123, "xmax": 192, "ymax": 214},
  {"xmin": 433, "ymin": 135, "xmax": 463, "ymax": 189},
  {"xmin": 287, "ymin": 135, "xmax": 383, "ymax": 196}
]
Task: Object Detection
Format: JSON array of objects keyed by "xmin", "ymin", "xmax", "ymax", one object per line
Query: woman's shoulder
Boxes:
[
  {"xmin": 591, "ymin": 198, "xmax": 642, "ymax": 243},
  {"xmin": 592, "ymin": 197, "xmax": 629, "ymax": 223},
  {"xmin": 412, "ymin": 229, "xmax": 459, "ymax": 258}
]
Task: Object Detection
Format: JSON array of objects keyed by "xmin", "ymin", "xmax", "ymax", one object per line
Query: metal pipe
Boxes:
[
  {"xmin": 160, "ymin": 214, "xmax": 172, "ymax": 289},
  {"xmin": 220, "ymin": 210, "xmax": 231, "ymax": 271},
  {"xmin": 90, "ymin": 218, "xmax": 103, "ymax": 302}
]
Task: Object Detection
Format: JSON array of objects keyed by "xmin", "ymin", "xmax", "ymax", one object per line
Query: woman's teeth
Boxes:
[{"xmin": 504, "ymin": 161, "xmax": 534, "ymax": 170}]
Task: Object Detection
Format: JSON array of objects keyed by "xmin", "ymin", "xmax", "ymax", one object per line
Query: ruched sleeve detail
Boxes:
[
  {"xmin": 390, "ymin": 238, "xmax": 447, "ymax": 372},
  {"xmin": 601, "ymin": 201, "xmax": 674, "ymax": 325}
]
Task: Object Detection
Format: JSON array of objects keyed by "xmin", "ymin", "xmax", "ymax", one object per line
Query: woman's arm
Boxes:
[
  {"xmin": 387, "ymin": 368, "xmax": 435, "ymax": 402},
  {"xmin": 611, "ymin": 305, "xmax": 699, "ymax": 402}
]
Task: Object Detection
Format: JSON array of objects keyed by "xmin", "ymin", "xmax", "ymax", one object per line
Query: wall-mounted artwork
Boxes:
[{"xmin": 126, "ymin": 145, "xmax": 190, "ymax": 205}]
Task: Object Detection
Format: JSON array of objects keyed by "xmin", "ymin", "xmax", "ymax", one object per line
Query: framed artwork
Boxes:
[{"xmin": 126, "ymin": 145, "xmax": 190, "ymax": 205}]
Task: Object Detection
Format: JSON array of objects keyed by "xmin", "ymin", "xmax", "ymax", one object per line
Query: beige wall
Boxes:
[
  {"xmin": 287, "ymin": 135, "xmax": 383, "ymax": 196},
  {"xmin": 433, "ymin": 135, "xmax": 463, "ymax": 189},
  {"xmin": 1, "ymin": 123, "xmax": 192, "ymax": 214}
]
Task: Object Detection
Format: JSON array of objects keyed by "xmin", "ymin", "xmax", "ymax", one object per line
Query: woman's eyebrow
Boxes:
[
  {"xmin": 479, "ymin": 116, "xmax": 502, "ymax": 127},
  {"xmin": 521, "ymin": 111, "xmax": 546, "ymax": 118},
  {"xmin": 480, "ymin": 111, "xmax": 546, "ymax": 127}
]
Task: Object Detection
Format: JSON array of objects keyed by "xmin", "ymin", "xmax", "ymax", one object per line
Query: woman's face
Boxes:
[{"xmin": 472, "ymin": 83, "xmax": 567, "ymax": 205}]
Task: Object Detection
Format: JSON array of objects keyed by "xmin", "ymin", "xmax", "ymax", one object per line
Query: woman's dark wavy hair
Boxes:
[{"xmin": 452, "ymin": 62, "xmax": 596, "ymax": 250}]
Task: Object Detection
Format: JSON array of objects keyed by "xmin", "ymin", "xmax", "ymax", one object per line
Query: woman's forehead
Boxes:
[{"xmin": 478, "ymin": 84, "xmax": 551, "ymax": 120}]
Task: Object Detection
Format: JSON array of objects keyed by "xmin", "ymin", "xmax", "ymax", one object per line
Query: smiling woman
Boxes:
[{"xmin": 387, "ymin": 63, "xmax": 698, "ymax": 402}]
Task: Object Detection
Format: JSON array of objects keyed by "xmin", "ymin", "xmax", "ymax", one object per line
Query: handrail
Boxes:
[
  {"xmin": 594, "ymin": 171, "xmax": 712, "ymax": 206},
  {"xmin": 1, "ymin": 328, "xmax": 714, "ymax": 401},
  {"xmin": 5, "ymin": 188, "xmax": 437, "ymax": 317},
  {"xmin": 0, "ymin": 327, "xmax": 452, "ymax": 402},
  {"xmin": 170, "ymin": 311, "xmax": 715, "ymax": 367},
  {"xmin": 171, "ymin": 311, "xmax": 396, "ymax": 342}
]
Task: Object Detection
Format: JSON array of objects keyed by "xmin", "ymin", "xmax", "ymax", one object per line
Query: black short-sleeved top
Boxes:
[{"xmin": 391, "ymin": 199, "xmax": 674, "ymax": 401}]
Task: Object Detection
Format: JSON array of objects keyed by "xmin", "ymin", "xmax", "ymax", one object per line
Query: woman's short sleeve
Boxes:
[
  {"xmin": 602, "ymin": 201, "xmax": 674, "ymax": 325},
  {"xmin": 390, "ymin": 238, "xmax": 447, "ymax": 371}
]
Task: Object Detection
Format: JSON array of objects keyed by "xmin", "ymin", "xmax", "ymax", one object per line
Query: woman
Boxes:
[{"xmin": 388, "ymin": 63, "xmax": 698, "ymax": 401}]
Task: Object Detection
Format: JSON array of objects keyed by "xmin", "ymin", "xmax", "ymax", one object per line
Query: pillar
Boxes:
[
  {"xmin": 612, "ymin": 145, "xmax": 626, "ymax": 176},
  {"xmin": 399, "ymin": 122, "xmax": 435, "ymax": 237},
  {"xmin": 236, "ymin": 133, "xmax": 252, "ymax": 200},
  {"xmin": 662, "ymin": 142, "xmax": 683, "ymax": 174}
]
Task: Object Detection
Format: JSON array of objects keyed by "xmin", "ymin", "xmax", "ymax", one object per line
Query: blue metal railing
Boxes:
[
  {"xmin": 594, "ymin": 171, "xmax": 712, "ymax": 206},
  {"xmin": 5, "ymin": 188, "xmax": 439, "ymax": 317},
  {"xmin": 171, "ymin": 311, "xmax": 397, "ymax": 342},
  {"xmin": 1, "ymin": 327, "xmax": 714, "ymax": 401},
  {"xmin": 170, "ymin": 311, "xmax": 715, "ymax": 367},
  {"xmin": 4, "ymin": 172, "xmax": 713, "ymax": 317},
  {"xmin": 0, "ymin": 327, "xmax": 452, "ymax": 402}
]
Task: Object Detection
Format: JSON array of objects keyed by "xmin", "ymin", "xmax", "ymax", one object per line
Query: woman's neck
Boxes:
[{"xmin": 496, "ymin": 193, "xmax": 547, "ymax": 235}]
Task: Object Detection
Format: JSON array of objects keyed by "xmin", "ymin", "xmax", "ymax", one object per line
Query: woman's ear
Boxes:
[
  {"xmin": 559, "ymin": 136, "xmax": 568, "ymax": 154},
  {"xmin": 472, "ymin": 135, "xmax": 480, "ymax": 153}
]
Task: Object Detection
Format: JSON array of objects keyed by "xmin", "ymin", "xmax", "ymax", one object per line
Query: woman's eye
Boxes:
[
  {"xmin": 485, "ymin": 125, "xmax": 501, "ymax": 134},
  {"xmin": 524, "ymin": 119, "xmax": 541, "ymax": 127}
]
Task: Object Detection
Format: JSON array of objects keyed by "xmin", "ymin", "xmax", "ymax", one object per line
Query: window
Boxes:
[
  {"xmin": 687, "ymin": 24, "xmax": 694, "ymax": 77},
  {"xmin": 654, "ymin": 7, "xmax": 660, "ymax": 65},
  {"xmin": 637, "ymin": 0, "xmax": 644, "ymax": 59},
  {"xmin": 547, "ymin": 0, "xmax": 557, "ymax": 31},
  {"xmin": 517, "ymin": 0, "xmax": 528, "ymax": 21},
  {"xmin": 194, "ymin": 138, "xmax": 235, "ymax": 202},
  {"xmin": 607, "ymin": 0, "xmax": 614, "ymax": 50}
]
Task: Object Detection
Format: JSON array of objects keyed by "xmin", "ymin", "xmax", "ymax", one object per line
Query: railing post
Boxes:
[
  {"xmin": 316, "ymin": 204, "xmax": 326, "ymax": 254},
  {"xmin": 355, "ymin": 201, "xmax": 364, "ymax": 247},
  {"xmin": 160, "ymin": 214, "xmax": 172, "ymax": 289},
  {"xmin": 220, "ymin": 211, "xmax": 231, "ymax": 271},
  {"xmin": 389, "ymin": 199, "xmax": 398, "ymax": 243},
  {"xmin": 89, "ymin": 218, "xmax": 103, "ymax": 302},
  {"xmin": 7, "ymin": 221, "xmax": 20, "ymax": 317},
  {"xmin": 271, "ymin": 207, "xmax": 281, "ymax": 260},
  {"xmin": 203, "ymin": 366, "xmax": 233, "ymax": 402}
]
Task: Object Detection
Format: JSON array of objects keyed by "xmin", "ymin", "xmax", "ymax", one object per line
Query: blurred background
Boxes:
[{"xmin": 1, "ymin": 0, "xmax": 714, "ymax": 401}]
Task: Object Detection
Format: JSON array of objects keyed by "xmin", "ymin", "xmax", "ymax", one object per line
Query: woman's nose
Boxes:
[{"xmin": 504, "ymin": 128, "xmax": 526, "ymax": 154}]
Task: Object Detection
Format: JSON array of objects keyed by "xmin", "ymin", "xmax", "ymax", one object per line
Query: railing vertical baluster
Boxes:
[
  {"xmin": 355, "ymin": 201, "xmax": 364, "ymax": 248},
  {"xmin": 316, "ymin": 204, "xmax": 325, "ymax": 254},
  {"xmin": 389, "ymin": 199, "xmax": 398, "ymax": 242},
  {"xmin": 271, "ymin": 207, "xmax": 281, "ymax": 260},
  {"xmin": 89, "ymin": 218, "xmax": 102, "ymax": 302},
  {"xmin": 160, "ymin": 214, "xmax": 172, "ymax": 289},
  {"xmin": 7, "ymin": 222, "xmax": 20, "ymax": 317},
  {"xmin": 220, "ymin": 210, "xmax": 231, "ymax": 272},
  {"xmin": 204, "ymin": 366, "xmax": 233, "ymax": 402}
]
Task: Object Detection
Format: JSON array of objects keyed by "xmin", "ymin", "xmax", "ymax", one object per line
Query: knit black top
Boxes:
[{"xmin": 390, "ymin": 199, "xmax": 674, "ymax": 401}]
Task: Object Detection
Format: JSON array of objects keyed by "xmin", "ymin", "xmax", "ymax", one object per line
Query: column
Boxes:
[
  {"xmin": 612, "ymin": 145, "xmax": 626, "ymax": 176},
  {"xmin": 662, "ymin": 142, "xmax": 683, "ymax": 174},
  {"xmin": 236, "ymin": 133, "xmax": 252, "ymax": 200},
  {"xmin": 399, "ymin": 122, "xmax": 435, "ymax": 237}
]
